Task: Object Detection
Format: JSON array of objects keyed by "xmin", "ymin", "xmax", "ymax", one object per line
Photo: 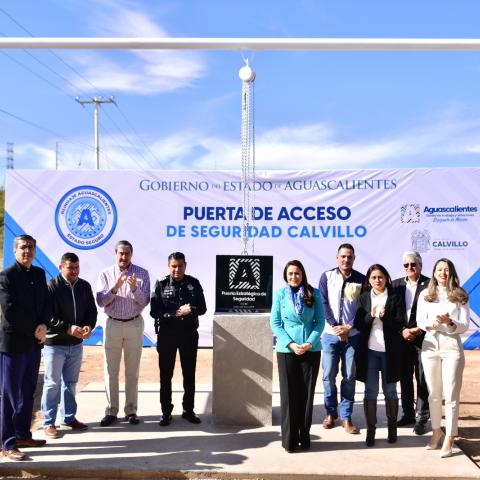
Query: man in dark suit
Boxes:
[
  {"xmin": 0, "ymin": 235, "xmax": 51, "ymax": 461},
  {"xmin": 392, "ymin": 250, "xmax": 430, "ymax": 435}
]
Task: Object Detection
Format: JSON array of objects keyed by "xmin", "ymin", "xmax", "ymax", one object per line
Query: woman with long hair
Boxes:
[
  {"xmin": 354, "ymin": 264, "xmax": 405, "ymax": 447},
  {"xmin": 270, "ymin": 260, "xmax": 325, "ymax": 453},
  {"xmin": 416, "ymin": 258, "xmax": 470, "ymax": 458}
]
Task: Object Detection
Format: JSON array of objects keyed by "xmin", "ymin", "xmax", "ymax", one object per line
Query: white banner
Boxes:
[{"xmin": 4, "ymin": 168, "xmax": 480, "ymax": 348}]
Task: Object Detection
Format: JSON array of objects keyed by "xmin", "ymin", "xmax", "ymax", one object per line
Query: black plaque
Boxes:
[{"xmin": 215, "ymin": 255, "xmax": 273, "ymax": 313}]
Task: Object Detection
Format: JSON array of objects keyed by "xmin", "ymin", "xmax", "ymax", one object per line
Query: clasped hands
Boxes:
[
  {"xmin": 68, "ymin": 325, "xmax": 92, "ymax": 339},
  {"xmin": 289, "ymin": 342, "xmax": 312, "ymax": 355},
  {"xmin": 432, "ymin": 313, "xmax": 455, "ymax": 330},
  {"xmin": 371, "ymin": 306, "xmax": 385, "ymax": 318},
  {"xmin": 176, "ymin": 304, "xmax": 192, "ymax": 317},
  {"xmin": 332, "ymin": 324, "xmax": 351, "ymax": 342},
  {"xmin": 402, "ymin": 327, "xmax": 421, "ymax": 341}
]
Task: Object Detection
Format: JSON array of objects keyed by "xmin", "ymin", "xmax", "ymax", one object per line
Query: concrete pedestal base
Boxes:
[{"xmin": 212, "ymin": 313, "xmax": 272, "ymax": 426}]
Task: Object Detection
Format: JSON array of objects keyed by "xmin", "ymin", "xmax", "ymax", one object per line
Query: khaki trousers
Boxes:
[
  {"xmin": 103, "ymin": 316, "xmax": 144, "ymax": 416},
  {"xmin": 421, "ymin": 331, "xmax": 464, "ymax": 436}
]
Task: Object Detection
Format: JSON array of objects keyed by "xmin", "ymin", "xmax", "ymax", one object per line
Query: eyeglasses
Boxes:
[{"xmin": 403, "ymin": 262, "xmax": 417, "ymax": 268}]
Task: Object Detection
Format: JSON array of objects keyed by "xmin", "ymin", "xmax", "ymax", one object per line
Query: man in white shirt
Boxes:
[{"xmin": 392, "ymin": 251, "xmax": 430, "ymax": 435}]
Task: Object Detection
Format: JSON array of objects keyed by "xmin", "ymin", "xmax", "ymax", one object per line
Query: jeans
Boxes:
[
  {"xmin": 365, "ymin": 349, "xmax": 398, "ymax": 401},
  {"xmin": 41, "ymin": 344, "xmax": 83, "ymax": 426},
  {"xmin": 322, "ymin": 332, "xmax": 359, "ymax": 420}
]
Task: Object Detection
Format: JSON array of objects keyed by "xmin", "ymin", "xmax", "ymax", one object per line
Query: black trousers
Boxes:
[
  {"xmin": 277, "ymin": 351, "xmax": 321, "ymax": 450},
  {"xmin": 157, "ymin": 327, "xmax": 198, "ymax": 414},
  {"xmin": 0, "ymin": 346, "xmax": 41, "ymax": 450},
  {"xmin": 400, "ymin": 342, "xmax": 429, "ymax": 422}
]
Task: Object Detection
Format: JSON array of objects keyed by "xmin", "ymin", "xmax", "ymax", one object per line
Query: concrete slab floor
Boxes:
[{"xmin": 0, "ymin": 382, "xmax": 478, "ymax": 480}]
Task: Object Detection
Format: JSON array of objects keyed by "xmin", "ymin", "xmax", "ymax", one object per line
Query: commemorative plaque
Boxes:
[{"xmin": 215, "ymin": 255, "xmax": 273, "ymax": 313}]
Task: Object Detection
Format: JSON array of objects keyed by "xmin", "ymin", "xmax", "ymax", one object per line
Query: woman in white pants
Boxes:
[{"xmin": 416, "ymin": 258, "xmax": 469, "ymax": 458}]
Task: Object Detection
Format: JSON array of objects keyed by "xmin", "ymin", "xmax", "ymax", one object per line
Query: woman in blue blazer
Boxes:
[{"xmin": 270, "ymin": 260, "xmax": 325, "ymax": 452}]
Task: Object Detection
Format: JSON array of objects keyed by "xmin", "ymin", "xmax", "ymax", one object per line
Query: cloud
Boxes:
[
  {"xmin": 142, "ymin": 115, "xmax": 480, "ymax": 170},
  {"xmin": 64, "ymin": 1, "xmax": 205, "ymax": 95},
  {"xmin": 13, "ymin": 113, "xmax": 480, "ymax": 173},
  {"xmin": 15, "ymin": 143, "xmax": 57, "ymax": 170}
]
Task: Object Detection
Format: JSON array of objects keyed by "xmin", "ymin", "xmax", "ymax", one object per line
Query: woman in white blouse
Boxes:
[
  {"xmin": 416, "ymin": 258, "xmax": 470, "ymax": 458},
  {"xmin": 354, "ymin": 264, "xmax": 405, "ymax": 447}
]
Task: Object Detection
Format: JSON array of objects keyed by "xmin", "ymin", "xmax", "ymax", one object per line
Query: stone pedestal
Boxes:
[{"xmin": 212, "ymin": 313, "xmax": 272, "ymax": 426}]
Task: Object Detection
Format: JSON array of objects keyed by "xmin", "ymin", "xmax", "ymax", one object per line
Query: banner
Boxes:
[{"xmin": 4, "ymin": 168, "xmax": 480, "ymax": 348}]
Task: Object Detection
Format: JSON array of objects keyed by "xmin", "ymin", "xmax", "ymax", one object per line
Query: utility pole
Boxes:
[
  {"xmin": 75, "ymin": 96, "xmax": 115, "ymax": 170},
  {"xmin": 6, "ymin": 142, "xmax": 14, "ymax": 170}
]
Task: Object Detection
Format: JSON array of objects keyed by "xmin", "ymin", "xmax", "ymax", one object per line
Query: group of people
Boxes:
[
  {"xmin": 0, "ymin": 235, "xmax": 471, "ymax": 462},
  {"xmin": 270, "ymin": 243, "xmax": 470, "ymax": 458},
  {"xmin": 0, "ymin": 235, "xmax": 206, "ymax": 461}
]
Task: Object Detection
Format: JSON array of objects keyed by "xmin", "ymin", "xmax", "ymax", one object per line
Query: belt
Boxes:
[{"xmin": 110, "ymin": 315, "xmax": 140, "ymax": 322}]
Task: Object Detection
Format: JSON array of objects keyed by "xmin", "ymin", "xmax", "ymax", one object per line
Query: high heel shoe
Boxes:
[
  {"xmin": 440, "ymin": 437, "xmax": 454, "ymax": 458},
  {"xmin": 426, "ymin": 432, "xmax": 444, "ymax": 450},
  {"xmin": 440, "ymin": 448, "xmax": 453, "ymax": 458}
]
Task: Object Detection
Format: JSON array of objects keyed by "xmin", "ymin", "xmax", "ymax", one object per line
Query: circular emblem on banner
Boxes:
[{"xmin": 55, "ymin": 185, "xmax": 117, "ymax": 250}]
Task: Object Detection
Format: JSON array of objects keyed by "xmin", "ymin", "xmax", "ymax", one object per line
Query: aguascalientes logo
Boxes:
[
  {"xmin": 401, "ymin": 204, "xmax": 420, "ymax": 223},
  {"xmin": 55, "ymin": 185, "xmax": 117, "ymax": 250}
]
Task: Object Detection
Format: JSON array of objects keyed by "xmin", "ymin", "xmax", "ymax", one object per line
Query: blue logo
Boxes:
[{"xmin": 55, "ymin": 186, "xmax": 117, "ymax": 250}]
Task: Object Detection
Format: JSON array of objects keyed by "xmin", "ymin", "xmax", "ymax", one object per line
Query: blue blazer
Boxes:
[{"xmin": 270, "ymin": 286, "xmax": 325, "ymax": 353}]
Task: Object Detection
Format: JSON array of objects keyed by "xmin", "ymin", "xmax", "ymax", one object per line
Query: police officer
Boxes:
[{"xmin": 150, "ymin": 252, "xmax": 207, "ymax": 426}]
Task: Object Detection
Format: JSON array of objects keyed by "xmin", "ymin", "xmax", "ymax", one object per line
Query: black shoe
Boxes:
[
  {"xmin": 413, "ymin": 421, "xmax": 427, "ymax": 435},
  {"xmin": 159, "ymin": 414, "xmax": 172, "ymax": 427},
  {"xmin": 397, "ymin": 415, "xmax": 415, "ymax": 427},
  {"xmin": 125, "ymin": 414, "xmax": 140, "ymax": 425},
  {"xmin": 100, "ymin": 415, "xmax": 117, "ymax": 427},
  {"xmin": 366, "ymin": 427, "xmax": 376, "ymax": 447},
  {"xmin": 182, "ymin": 411, "xmax": 201, "ymax": 424}
]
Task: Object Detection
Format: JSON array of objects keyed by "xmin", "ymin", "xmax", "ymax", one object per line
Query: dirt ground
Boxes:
[{"xmin": 32, "ymin": 347, "xmax": 480, "ymax": 469}]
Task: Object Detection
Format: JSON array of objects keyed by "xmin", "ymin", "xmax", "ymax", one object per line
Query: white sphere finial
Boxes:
[{"xmin": 239, "ymin": 65, "xmax": 256, "ymax": 82}]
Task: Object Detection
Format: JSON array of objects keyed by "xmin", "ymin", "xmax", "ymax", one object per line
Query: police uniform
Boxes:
[{"xmin": 150, "ymin": 274, "xmax": 207, "ymax": 416}]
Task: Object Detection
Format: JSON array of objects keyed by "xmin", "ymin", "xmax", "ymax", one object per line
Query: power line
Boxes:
[
  {"xmin": 0, "ymin": 6, "xmax": 106, "ymax": 96},
  {"xmin": 102, "ymin": 107, "xmax": 155, "ymax": 169},
  {"xmin": 98, "ymin": 118, "xmax": 151, "ymax": 171},
  {"xmin": 0, "ymin": 6, "xmax": 161, "ymax": 169},
  {"xmin": 114, "ymin": 104, "xmax": 160, "ymax": 167},
  {"xmin": 0, "ymin": 105, "xmax": 95, "ymax": 152},
  {"xmin": 0, "ymin": 31, "xmax": 81, "ymax": 94},
  {"xmin": 0, "ymin": 49, "xmax": 64, "ymax": 93}
]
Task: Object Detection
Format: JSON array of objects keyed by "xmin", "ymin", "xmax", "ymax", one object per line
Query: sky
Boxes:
[{"xmin": 1, "ymin": 0, "xmax": 480, "ymax": 181}]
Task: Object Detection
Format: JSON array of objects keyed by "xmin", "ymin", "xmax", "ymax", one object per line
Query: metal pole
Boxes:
[
  {"xmin": 94, "ymin": 99, "xmax": 100, "ymax": 170},
  {"xmin": 75, "ymin": 96, "xmax": 115, "ymax": 170},
  {"xmin": 1, "ymin": 37, "xmax": 480, "ymax": 51}
]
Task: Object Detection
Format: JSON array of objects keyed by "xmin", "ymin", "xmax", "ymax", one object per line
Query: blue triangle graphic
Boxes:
[
  {"xmin": 3, "ymin": 211, "xmax": 58, "ymax": 279},
  {"xmin": 83, "ymin": 325, "xmax": 156, "ymax": 347},
  {"xmin": 463, "ymin": 330, "xmax": 480, "ymax": 350},
  {"xmin": 84, "ymin": 325, "xmax": 104, "ymax": 346}
]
